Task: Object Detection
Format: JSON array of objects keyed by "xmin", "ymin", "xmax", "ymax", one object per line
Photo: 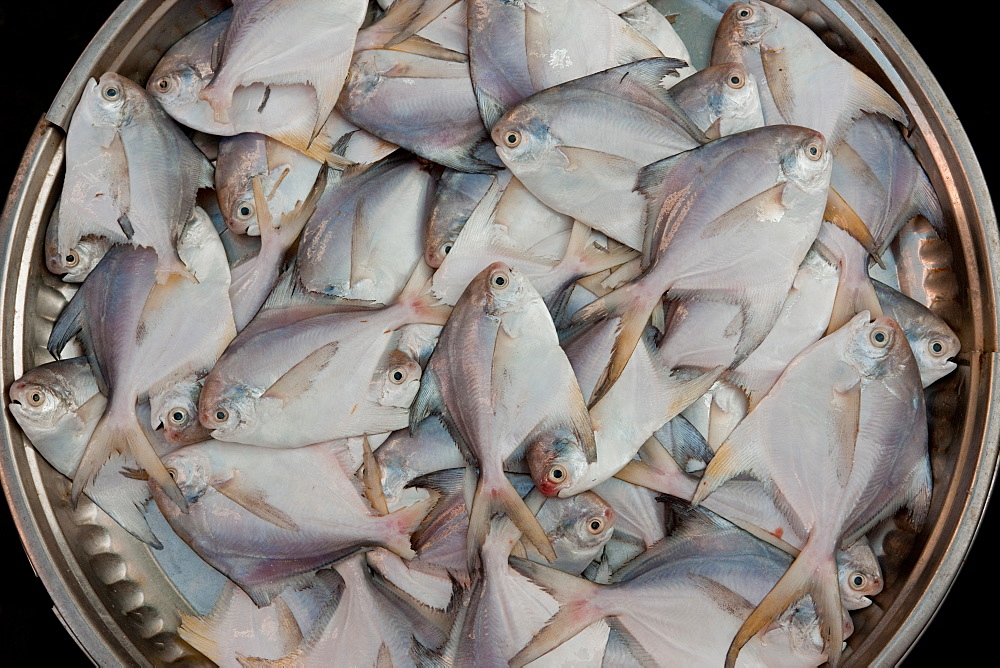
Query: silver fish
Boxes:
[
  {"xmin": 424, "ymin": 169, "xmax": 497, "ymax": 268},
  {"xmin": 410, "ymin": 262, "xmax": 596, "ymax": 566},
  {"xmin": 693, "ymin": 312, "xmax": 931, "ymax": 666},
  {"xmin": 670, "ymin": 62, "xmax": 764, "ymax": 138}
]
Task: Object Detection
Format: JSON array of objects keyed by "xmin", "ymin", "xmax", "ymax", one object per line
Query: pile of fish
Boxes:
[{"xmin": 8, "ymin": 0, "xmax": 962, "ymax": 665}]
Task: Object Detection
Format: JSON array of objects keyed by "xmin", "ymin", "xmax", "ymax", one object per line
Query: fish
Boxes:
[
  {"xmin": 711, "ymin": 0, "xmax": 906, "ymax": 144},
  {"xmin": 873, "ymin": 280, "xmax": 960, "ymax": 388},
  {"xmin": 7, "ymin": 358, "xmax": 163, "ymax": 547},
  {"xmin": 147, "ymin": 376, "xmax": 213, "ymax": 447},
  {"xmin": 692, "ymin": 312, "xmax": 931, "ymax": 666},
  {"xmin": 296, "ymin": 155, "xmax": 434, "ymax": 304},
  {"xmin": 424, "ymin": 169, "xmax": 497, "ymax": 268},
  {"xmin": 620, "ymin": 3, "xmax": 697, "ymax": 82},
  {"xmin": 574, "ymin": 124, "xmax": 834, "ymax": 405},
  {"xmin": 147, "ymin": 8, "xmax": 375, "ymax": 166},
  {"xmin": 200, "ymin": 265, "xmax": 449, "ymax": 448},
  {"xmin": 61, "ymin": 73, "xmax": 215, "ymax": 283},
  {"xmin": 150, "ymin": 439, "xmax": 435, "ymax": 607},
  {"xmin": 492, "ymin": 57, "xmax": 706, "ymax": 250},
  {"xmin": 410, "ymin": 262, "xmax": 596, "ymax": 567},
  {"xmin": 510, "ymin": 504, "xmax": 836, "ymax": 667},
  {"xmin": 670, "ymin": 62, "xmax": 764, "ymax": 138},
  {"xmin": 215, "ymin": 133, "xmax": 324, "ymax": 237},
  {"xmin": 45, "ymin": 221, "xmax": 112, "ymax": 283},
  {"xmin": 340, "ymin": 48, "xmax": 504, "ymax": 172},
  {"xmin": 47, "ymin": 208, "xmax": 235, "ymax": 509},
  {"xmin": 199, "ymin": 0, "xmax": 368, "ymax": 138},
  {"xmin": 467, "ymin": 0, "xmax": 537, "ymax": 129}
]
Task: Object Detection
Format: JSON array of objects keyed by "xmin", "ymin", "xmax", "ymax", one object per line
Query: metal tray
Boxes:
[{"xmin": 1, "ymin": 0, "xmax": 996, "ymax": 664}]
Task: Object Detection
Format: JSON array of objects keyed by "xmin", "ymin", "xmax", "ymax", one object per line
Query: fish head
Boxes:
[
  {"xmin": 846, "ymin": 313, "xmax": 909, "ymax": 380},
  {"xmin": 719, "ymin": 1, "xmax": 776, "ymax": 48},
  {"xmin": 907, "ymin": 318, "xmax": 961, "ymax": 387},
  {"xmin": 374, "ymin": 348, "xmax": 423, "ymax": 409},
  {"xmin": 198, "ymin": 379, "xmax": 259, "ymax": 441},
  {"xmin": 88, "ymin": 73, "xmax": 144, "ymax": 132},
  {"xmin": 780, "ymin": 127, "xmax": 833, "ymax": 194},
  {"xmin": 8, "ymin": 361, "xmax": 92, "ymax": 433},
  {"xmin": 491, "ymin": 106, "xmax": 560, "ymax": 177},
  {"xmin": 150, "ymin": 378, "xmax": 213, "ymax": 447},
  {"xmin": 216, "ymin": 134, "xmax": 268, "ymax": 235},
  {"xmin": 837, "ymin": 538, "xmax": 884, "ymax": 610},
  {"xmin": 161, "ymin": 449, "xmax": 211, "ymax": 506},
  {"xmin": 466, "ymin": 262, "xmax": 535, "ymax": 318},
  {"xmin": 45, "ymin": 231, "xmax": 110, "ymax": 282},
  {"xmin": 526, "ymin": 429, "xmax": 592, "ymax": 498},
  {"xmin": 147, "ymin": 58, "xmax": 212, "ymax": 111},
  {"xmin": 543, "ymin": 491, "xmax": 616, "ymax": 551},
  {"xmin": 708, "ymin": 63, "xmax": 764, "ymax": 137}
]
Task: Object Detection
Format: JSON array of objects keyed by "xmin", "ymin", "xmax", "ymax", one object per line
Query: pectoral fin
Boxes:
[
  {"xmin": 261, "ymin": 341, "xmax": 340, "ymax": 405},
  {"xmin": 212, "ymin": 475, "xmax": 300, "ymax": 532},
  {"xmin": 825, "ymin": 187, "xmax": 882, "ymax": 268}
]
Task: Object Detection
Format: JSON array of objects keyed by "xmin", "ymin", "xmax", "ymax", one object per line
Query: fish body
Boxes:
[
  {"xmin": 410, "ymin": 262, "xmax": 595, "ymax": 566},
  {"xmin": 151, "ymin": 440, "xmax": 433, "ymax": 606},
  {"xmin": 693, "ymin": 312, "xmax": 931, "ymax": 665},
  {"xmin": 671, "ymin": 62, "xmax": 764, "ymax": 138},
  {"xmin": 492, "ymin": 57, "xmax": 705, "ymax": 250},
  {"xmin": 424, "ymin": 169, "xmax": 497, "ymax": 268}
]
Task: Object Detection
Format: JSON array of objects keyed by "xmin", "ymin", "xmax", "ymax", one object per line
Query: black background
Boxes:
[{"xmin": 0, "ymin": 1, "xmax": 993, "ymax": 663}]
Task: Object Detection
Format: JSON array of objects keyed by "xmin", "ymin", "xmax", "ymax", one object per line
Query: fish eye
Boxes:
[
  {"xmin": 168, "ymin": 408, "xmax": 188, "ymax": 425},
  {"xmin": 806, "ymin": 142, "xmax": 823, "ymax": 160},
  {"xmin": 849, "ymin": 572, "xmax": 867, "ymax": 590},
  {"xmin": 546, "ymin": 464, "xmax": 568, "ymax": 484},
  {"xmin": 586, "ymin": 517, "xmax": 604, "ymax": 534},
  {"xmin": 727, "ymin": 73, "xmax": 744, "ymax": 89},
  {"xmin": 27, "ymin": 390, "xmax": 45, "ymax": 407},
  {"xmin": 489, "ymin": 268, "xmax": 511, "ymax": 290},
  {"xmin": 736, "ymin": 5, "xmax": 754, "ymax": 20},
  {"xmin": 870, "ymin": 326, "xmax": 891, "ymax": 348},
  {"xmin": 167, "ymin": 467, "xmax": 177, "ymax": 480},
  {"xmin": 155, "ymin": 77, "xmax": 171, "ymax": 93},
  {"xmin": 388, "ymin": 366, "xmax": 407, "ymax": 385},
  {"xmin": 929, "ymin": 339, "xmax": 947, "ymax": 356},
  {"xmin": 102, "ymin": 84, "xmax": 121, "ymax": 101},
  {"xmin": 503, "ymin": 130, "xmax": 521, "ymax": 148},
  {"xmin": 64, "ymin": 251, "xmax": 79, "ymax": 268},
  {"xmin": 214, "ymin": 408, "xmax": 229, "ymax": 422},
  {"xmin": 443, "ymin": 243, "xmax": 452, "ymax": 255},
  {"xmin": 234, "ymin": 201, "xmax": 255, "ymax": 220}
]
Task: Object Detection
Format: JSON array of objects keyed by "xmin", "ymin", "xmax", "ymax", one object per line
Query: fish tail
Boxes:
[
  {"xmin": 154, "ymin": 251, "xmax": 198, "ymax": 285},
  {"xmin": 725, "ymin": 538, "xmax": 842, "ymax": 668},
  {"xmin": 575, "ymin": 231, "xmax": 640, "ymax": 278},
  {"xmin": 614, "ymin": 438, "xmax": 688, "ymax": 496},
  {"xmin": 382, "ymin": 495, "xmax": 437, "ymax": 561},
  {"xmin": 398, "ymin": 260, "xmax": 453, "ymax": 326},
  {"xmin": 466, "ymin": 470, "xmax": 555, "ymax": 572},
  {"xmin": 571, "ymin": 278, "xmax": 662, "ymax": 407},
  {"xmin": 507, "ymin": 557, "xmax": 606, "ymax": 667},
  {"xmin": 74, "ymin": 403, "xmax": 187, "ymax": 512},
  {"xmin": 826, "ymin": 274, "xmax": 882, "ymax": 335}
]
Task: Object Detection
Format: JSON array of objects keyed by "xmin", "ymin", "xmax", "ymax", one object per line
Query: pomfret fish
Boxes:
[
  {"xmin": 200, "ymin": 266, "xmax": 449, "ymax": 448},
  {"xmin": 574, "ymin": 124, "xmax": 833, "ymax": 404},
  {"xmin": 62, "ymin": 73, "xmax": 215, "ymax": 283},
  {"xmin": 215, "ymin": 134, "xmax": 323, "ymax": 237},
  {"xmin": 410, "ymin": 262, "xmax": 596, "ymax": 566},
  {"xmin": 150, "ymin": 440, "xmax": 435, "ymax": 607},
  {"xmin": 424, "ymin": 169, "xmax": 497, "ymax": 268},
  {"xmin": 711, "ymin": 1, "xmax": 906, "ymax": 144},
  {"xmin": 199, "ymin": 0, "xmax": 368, "ymax": 138},
  {"xmin": 7, "ymin": 358, "xmax": 163, "ymax": 547},
  {"xmin": 45, "ymin": 216, "xmax": 111, "ymax": 283},
  {"xmin": 48, "ymin": 208, "xmax": 235, "ymax": 509},
  {"xmin": 297, "ymin": 156, "xmax": 434, "ymax": 304},
  {"xmin": 670, "ymin": 62, "xmax": 764, "ymax": 138},
  {"xmin": 340, "ymin": 48, "xmax": 504, "ymax": 173},
  {"xmin": 148, "ymin": 377, "xmax": 213, "ymax": 447},
  {"xmin": 492, "ymin": 57, "xmax": 706, "ymax": 250},
  {"xmin": 693, "ymin": 312, "xmax": 931, "ymax": 666},
  {"xmin": 510, "ymin": 505, "xmax": 835, "ymax": 667}
]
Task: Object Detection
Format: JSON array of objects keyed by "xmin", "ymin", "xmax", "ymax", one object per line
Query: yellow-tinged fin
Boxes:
[
  {"xmin": 825, "ymin": 187, "xmax": 883, "ymax": 269},
  {"xmin": 825, "ymin": 275, "xmax": 882, "ymax": 335},
  {"xmin": 690, "ymin": 420, "xmax": 759, "ymax": 507},
  {"xmin": 260, "ymin": 341, "xmax": 340, "ymax": 406},
  {"xmin": 388, "ymin": 35, "xmax": 467, "ymax": 63},
  {"xmin": 74, "ymin": 405, "xmax": 187, "ymax": 511},
  {"xmin": 466, "ymin": 471, "xmax": 555, "ymax": 571},
  {"xmin": 398, "ymin": 260, "xmax": 453, "ymax": 326},
  {"xmin": 570, "ymin": 279, "xmax": 662, "ymax": 408},
  {"xmin": 362, "ymin": 434, "xmax": 390, "ymax": 516},
  {"xmin": 212, "ymin": 475, "xmax": 300, "ymax": 531},
  {"xmin": 725, "ymin": 541, "xmax": 843, "ymax": 668}
]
